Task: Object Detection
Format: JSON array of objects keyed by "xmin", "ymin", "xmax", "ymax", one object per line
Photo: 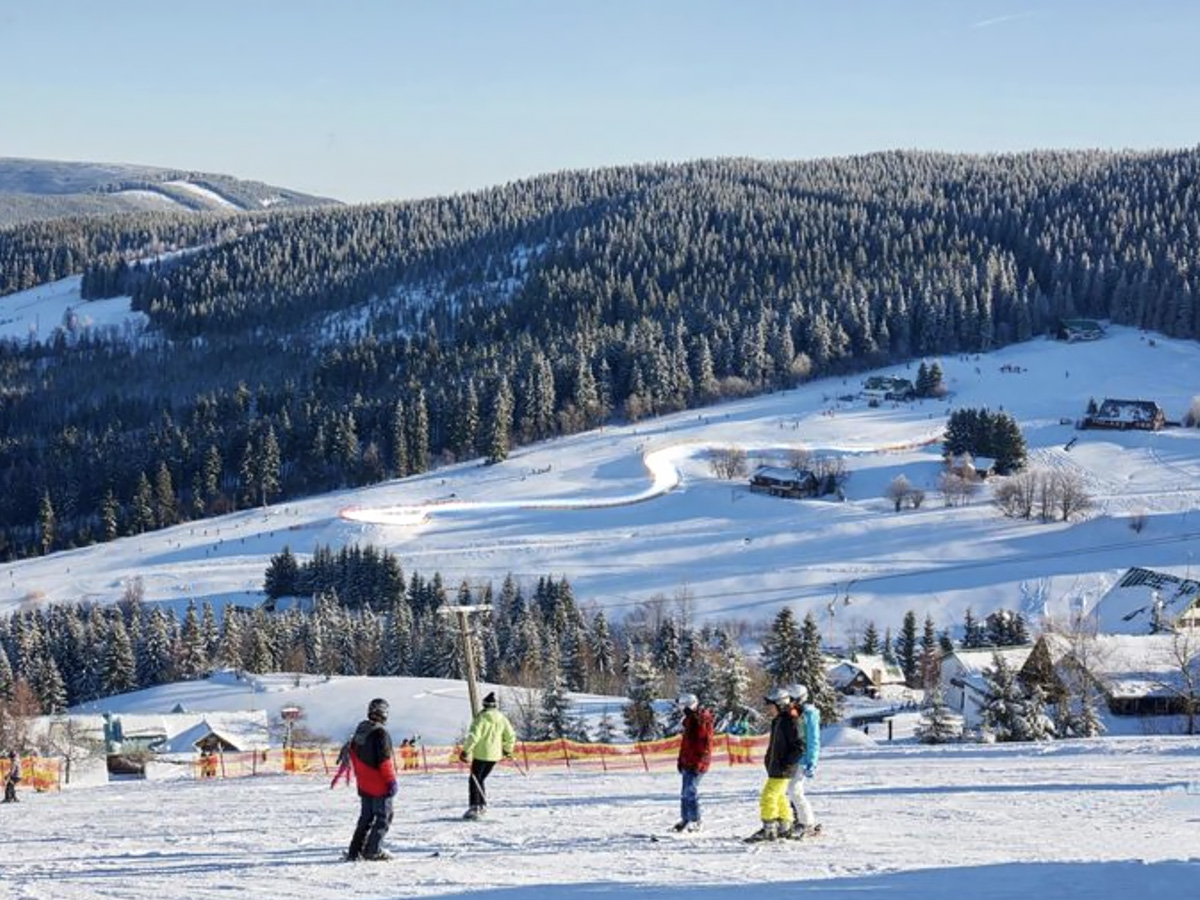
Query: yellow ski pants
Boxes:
[{"xmin": 759, "ymin": 776, "xmax": 793, "ymax": 823}]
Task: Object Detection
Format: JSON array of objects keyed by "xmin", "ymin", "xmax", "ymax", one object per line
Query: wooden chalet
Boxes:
[
  {"xmin": 749, "ymin": 465, "xmax": 819, "ymax": 499},
  {"xmin": 827, "ymin": 655, "xmax": 906, "ymax": 698},
  {"xmin": 1083, "ymin": 399, "xmax": 1167, "ymax": 431},
  {"xmin": 861, "ymin": 375, "xmax": 916, "ymax": 401},
  {"xmin": 1025, "ymin": 633, "xmax": 1199, "ymax": 718},
  {"xmin": 1056, "ymin": 319, "xmax": 1106, "ymax": 342}
]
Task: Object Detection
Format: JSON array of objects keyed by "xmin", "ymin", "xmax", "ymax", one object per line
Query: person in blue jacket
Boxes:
[{"xmin": 784, "ymin": 683, "xmax": 822, "ymax": 839}]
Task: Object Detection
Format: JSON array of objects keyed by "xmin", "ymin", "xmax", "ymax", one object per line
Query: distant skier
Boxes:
[
  {"xmin": 673, "ymin": 693, "xmax": 713, "ymax": 832},
  {"xmin": 745, "ymin": 688, "xmax": 802, "ymax": 843},
  {"xmin": 458, "ymin": 692, "xmax": 516, "ymax": 820},
  {"xmin": 784, "ymin": 683, "xmax": 822, "ymax": 840},
  {"xmin": 3, "ymin": 750, "xmax": 21, "ymax": 803},
  {"xmin": 345, "ymin": 698, "xmax": 397, "ymax": 861},
  {"xmin": 330, "ymin": 740, "xmax": 353, "ymax": 789}
]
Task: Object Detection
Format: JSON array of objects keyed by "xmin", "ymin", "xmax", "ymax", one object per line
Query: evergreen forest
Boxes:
[{"xmin": 2, "ymin": 149, "xmax": 1199, "ymax": 561}]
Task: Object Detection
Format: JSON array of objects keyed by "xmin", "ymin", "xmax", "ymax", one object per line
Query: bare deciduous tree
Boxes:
[
  {"xmin": 709, "ymin": 446, "xmax": 749, "ymax": 480},
  {"xmin": 939, "ymin": 472, "xmax": 979, "ymax": 507},
  {"xmin": 786, "ymin": 448, "xmax": 813, "ymax": 472},
  {"xmin": 886, "ymin": 475, "xmax": 912, "ymax": 512},
  {"xmin": 38, "ymin": 716, "xmax": 107, "ymax": 785},
  {"xmin": 1164, "ymin": 630, "xmax": 1200, "ymax": 736},
  {"xmin": 1052, "ymin": 471, "xmax": 1094, "ymax": 522}
]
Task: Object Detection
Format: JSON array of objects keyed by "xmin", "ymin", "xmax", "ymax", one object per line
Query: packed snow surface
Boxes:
[{"xmin": 3, "ymin": 736, "xmax": 1198, "ymax": 899}]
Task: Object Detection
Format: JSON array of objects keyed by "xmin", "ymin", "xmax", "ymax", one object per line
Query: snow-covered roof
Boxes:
[
  {"xmin": 944, "ymin": 646, "xmax": 1033, "ymax": 678},
  {"xmin": 160, "ymin": 715, "xmax": 270, "ymax": 753},
  {"xmin": 828, "ymin": 655, "xmax": 905, "ymax": 688},
  {"xmin": 1092, "ymin": 399, "xmax": 1164, "ymax": 423},
  {"xmin": 1091, "ymin": 567, "xmax": 1200, "ymax": 635},
  {"xmin": 1077, "ymin": 634, "xmax": 1197, "ymax": 699},
  {"xmin": 750, "ymin": 464, "xmax": 811, "ymax": 483}
]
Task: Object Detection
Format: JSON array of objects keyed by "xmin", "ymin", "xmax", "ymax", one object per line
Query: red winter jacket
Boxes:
[
  {"xmin": 677, "ymin": 707, "xmax": 714, "ymax": 773},
  {"xmin": 349, "ymin": 719, "xmax": 397, "ymax": 798}
]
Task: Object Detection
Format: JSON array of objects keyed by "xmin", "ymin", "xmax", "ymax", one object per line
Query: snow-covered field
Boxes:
[
  {"xmin": 4, "ymin": 736, "xmax": 1199, "ymax": 900},
  {"xmin": 4, "ymin": 323, "xmax": 1200, "ymax": 642}
]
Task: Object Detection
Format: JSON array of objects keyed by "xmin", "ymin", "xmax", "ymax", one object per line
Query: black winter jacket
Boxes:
[{"xmin": 764, "ymin": 712, "xmax": 802, "ymax": 778}]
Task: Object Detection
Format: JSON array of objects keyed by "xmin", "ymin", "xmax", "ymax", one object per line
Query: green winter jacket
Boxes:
[{"xmin": 461, "ymin": 708, "xmax": 517, "ymax": 762}]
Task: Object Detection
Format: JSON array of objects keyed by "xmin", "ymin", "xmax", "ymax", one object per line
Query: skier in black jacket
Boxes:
[{"xmin": 745, "ymin": 688, "xmax": 802, "ymax": 842}]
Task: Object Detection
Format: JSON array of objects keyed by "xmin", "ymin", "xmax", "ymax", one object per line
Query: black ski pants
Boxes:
[
  {"xmin": 348, "ymin": 794, "xmax": 393, "ymax": 858},
  {"xmin": 468, "ymin": 759, "xmax": 496, "ymax": 808}
]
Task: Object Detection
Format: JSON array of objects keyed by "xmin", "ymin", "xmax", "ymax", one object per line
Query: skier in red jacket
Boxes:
[
  {"xmin": 345, "ymin": 698, "xmax": 397, "ymax": 861},
  {"xmin": 673, "ymin": 693, "xmax": 714, "ymax": 832}
]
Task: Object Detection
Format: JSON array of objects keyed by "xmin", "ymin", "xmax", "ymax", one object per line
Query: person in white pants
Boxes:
[{"xmin": 784, "ymin": 684, "xmax": 821, "ymax": 838}]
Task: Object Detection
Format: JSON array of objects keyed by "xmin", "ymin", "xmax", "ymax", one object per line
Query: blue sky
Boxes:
[{"xmin": 1, "ymin": 0, "xmax": 1197, "ymax": 203}]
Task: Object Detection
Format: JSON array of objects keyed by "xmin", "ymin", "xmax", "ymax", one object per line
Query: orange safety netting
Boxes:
[
  {"xmin": 1, "ymin": 755, "xmax": 62, "ymax": 793},
  {"xmin": 189, "ymin": 733, "xmax": 768, "ymax": 780}
]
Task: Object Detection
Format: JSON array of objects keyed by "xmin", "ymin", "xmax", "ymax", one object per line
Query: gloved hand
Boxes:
[
  {"xmin": 804, "ymin": 764, "xmax": 816, "ymax": 779},
  {"xmin": 458, "ymin": 751, "xmax": 469, "ymax": 764},
  {"xmin": 503, "ymin": 751, "xmax": 514, "ymax": 760},
  {"xmin": 386, "ymin": 780, "xmax": 398, "ymax": 797}
]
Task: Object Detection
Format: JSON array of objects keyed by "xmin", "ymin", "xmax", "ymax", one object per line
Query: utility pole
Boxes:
[{"xmin": 442, "ymin": 604, "xmax": 490, "ymax": 716}]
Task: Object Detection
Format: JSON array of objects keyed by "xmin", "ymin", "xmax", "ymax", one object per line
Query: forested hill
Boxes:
[
  {"xmin": 0, "ymin": 157, "xmax": 337, "ymax": 226},
  {"xmin": 1, "ymin": 149, "xmax": 1198, "ymax": 561}
]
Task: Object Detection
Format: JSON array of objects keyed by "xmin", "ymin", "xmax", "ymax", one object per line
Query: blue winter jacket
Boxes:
[{"xmin": 801, "ymin": 703, "xmax": 821, "ymax": 769}]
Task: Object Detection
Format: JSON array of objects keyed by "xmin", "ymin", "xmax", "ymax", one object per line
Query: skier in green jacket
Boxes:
[{"xmin": 458, "ymin": 692, "xmax": 517, "ymax": 820}]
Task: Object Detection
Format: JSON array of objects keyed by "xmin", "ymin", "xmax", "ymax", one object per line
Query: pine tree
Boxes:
[
  {"xmin": 588, "ymin": 610, "xmax": 616, "ymax": 691},
  {"xmin": 897, "ymin": 611, "xmax": 919, "ymax": 686},
  {"xmin": 980, "ymin": 652, "xmax": 1027, "ymax": 741},
  {"xmin": 713, "ymin": 630, "xmax": 752, "ymax": 728},
  {"xmin": 130, "ymin": 472, "xmax": 155, "ymax": 534},
  {"xmin": 799, "ymin": 611, "xmax": 840, "ymax": 724},
  {"xmin": 154, "ymin": 462, "xmax": 178, "ymax": 527},
  {"xmin": 139, "ymin": 606, "xmax": 176, "ymax": 686},
  {"xmin": 37, "ymin": 491, "xmax": 56, "ymax": 555},
  {"xmin": 177, "ymin": 601, "xmax": 209, "ymax": 680},
  {"xmin": 486, "ymin": 376, "xmax": 514, "ymax": 464},
  {"xmin": 101, "ymin": 488, "xmax": 120, "ymax": 542},
  {"xmin": 102, "ymin": 617, "xmax": 138, "ymax": 697},
  {"xmin": 860, "ymin": 621, "xmax": 881, "ymax": 656},
  {"xmin": 594, "ymin": 706, "xmax": 619, "ymax": 744},
  {"xmin": 622, "ymin": 653, "xmax": 664, "ymax": 741},
  {"xmin": 915, "ymin": 686, "xmax": 960, "ymax": 744},
  {"xmin": 762, "ymin": 607, "xmax": 804, "ymax": 685},
  {"xmin": 919, "ymin": 614, "xmax": 940, "ymax": 690}
]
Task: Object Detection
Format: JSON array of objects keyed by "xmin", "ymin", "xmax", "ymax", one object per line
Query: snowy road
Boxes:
[{"xmin": 4, "ymin": 737, "xmax": 1199, "ymax": 900}]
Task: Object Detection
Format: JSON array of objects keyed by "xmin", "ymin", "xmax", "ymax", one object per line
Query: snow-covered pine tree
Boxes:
[
  {"xmin": 177, "ymin": 601, "xmax": 209, "ymax": 681},
  {"xmin": 915, "ymin": 685, "xmax": 960, "ymax": 744},
  {"xmin": 1021, "ymin": 683, "xmax": 1056, "ymax": 741},
  {"xmin": 800, "ymin": 611, "xmax": 840, "ymax": 724},
  {"xmin": 762, "ymin": 606, "xmax": 804, "ymax": 685},
  {"xmin": 622, "ymin": 653, "xmax": 664, "ymax": 741},
  {"xmin": 860, "ymin": 621, "xmax": 881, "ymax": 656},
  {"xmin": 588, "ymin": 610, "xmax": 617, "ymax": 693},
  {"xmin": 980, "ymin": 651, "xmax": 1027, "ymax": 741},
  {"xmin": 712, "ymin": 629, "xmax": 752, "ymax": 729},
  {"xmin": 897, "ymin": 611, "xmax": 919, "ymax": 686},
  {"xmin": 102, "ymin": 617, "xmax": 137, "ymax": 697},
  {"xmin": 594, "ymin": 706, "xmax": 618, "ymax": 744}
]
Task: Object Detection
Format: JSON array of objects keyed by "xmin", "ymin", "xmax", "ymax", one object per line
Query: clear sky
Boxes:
[{"xmin": 1, "ymin": 0, "xmax": 1197, "ymax": 204}]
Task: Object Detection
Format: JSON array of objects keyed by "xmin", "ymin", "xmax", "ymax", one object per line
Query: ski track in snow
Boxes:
[{"xmin": 5, "ymin": 737, "xmax": 1200, "ymax": 900}]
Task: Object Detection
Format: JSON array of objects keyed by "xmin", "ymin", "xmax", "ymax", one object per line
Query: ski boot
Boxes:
[
  {"xmin": 463, "ymin": 805, "xmax": 482, "ymax": 820},
  {"xmin": 744, "ymin": 821, "xmax": 779, "ymax": 843}
]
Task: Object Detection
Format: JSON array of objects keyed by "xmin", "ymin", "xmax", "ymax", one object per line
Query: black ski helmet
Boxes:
[{"xmin": 367, "ymin": 698, "xmax": 390, "ymax": 723}]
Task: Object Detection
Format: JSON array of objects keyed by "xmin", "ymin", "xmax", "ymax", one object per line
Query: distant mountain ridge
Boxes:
[{"xmin": 0, "ymin": 157, "xmax": 339, "ymax": 224}]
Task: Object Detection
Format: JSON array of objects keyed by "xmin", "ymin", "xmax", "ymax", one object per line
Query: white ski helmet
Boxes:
[
  {"xmin": 764, "ymin": 687, "xmax": 791, "ymax": 707},
  {"xmin": 785, "ymin": 683, "xmax": 809, "ymax": 704},
  {"xmin": 676, "ymin": 693, "xmax": 699, "ymax": 711}
]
